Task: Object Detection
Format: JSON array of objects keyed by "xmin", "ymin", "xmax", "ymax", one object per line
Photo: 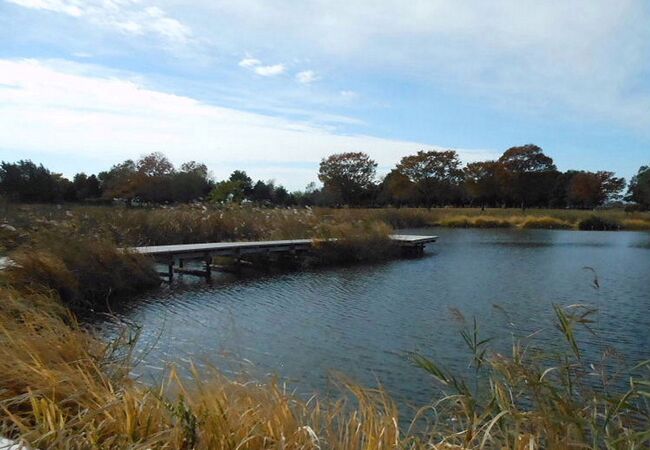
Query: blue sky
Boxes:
[{"xmin": 1, "ymin": 0, "xmax": 649, "ymax": 189}]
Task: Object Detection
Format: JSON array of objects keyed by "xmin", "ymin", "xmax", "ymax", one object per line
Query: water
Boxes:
[{"xmin": 99, "ymin": 228, "xmax": 650, "ymax": 411}]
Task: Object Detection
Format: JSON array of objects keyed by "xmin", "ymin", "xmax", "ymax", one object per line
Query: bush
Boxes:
[{"xmin": 577, "ymin": 215, "xmax": 622, "ymax": 231}]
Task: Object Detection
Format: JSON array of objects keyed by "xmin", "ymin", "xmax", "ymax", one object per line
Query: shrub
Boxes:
[{"xmin": 577, "ymin": 215, "xmax": 622, "ymax": 231}]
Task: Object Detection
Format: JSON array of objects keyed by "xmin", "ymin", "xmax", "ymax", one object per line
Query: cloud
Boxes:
[
  {"xmin": 0, "ymin": 59, "xmax": 494, "ymax": 188},
  {"xmin": 295, "ymin": 70, "xmax": 318, "ymax": 84},
  {"xmin": 190, "ymin": 0, "xmax": 650, "ymax": 130},
  {"xmin": 237, "ymin": 57, "xmax": 285, "ymax": 76},
  {"xmin": 5, "ymin": 0, "xmax": 192, "ymax": 43},
  {"xmin": 238, "ymin": 57, "xmax": 261, "ymax": 68},
  {"xmin": 254, "ymin": 64, "xmax": 285, "ymax": 76}
]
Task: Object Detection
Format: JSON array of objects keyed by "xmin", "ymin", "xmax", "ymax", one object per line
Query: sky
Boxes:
[{"xmin": 1, "ymin": 0, "xmax": 649, "ymax": 190}]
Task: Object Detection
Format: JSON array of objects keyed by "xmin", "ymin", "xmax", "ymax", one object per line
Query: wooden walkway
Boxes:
[{"xmin": 130, "ymin": 234, "xmax": 437, "ymax": 280}]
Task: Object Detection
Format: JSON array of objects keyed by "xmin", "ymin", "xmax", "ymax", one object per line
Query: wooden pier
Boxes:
[{"xmin": 130, "ymin": 234, "xmax": 437, "ymax": 280}]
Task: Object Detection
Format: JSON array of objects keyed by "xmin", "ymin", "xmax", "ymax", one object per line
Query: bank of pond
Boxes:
[{"xmin": 1, "ymin": 224, "xmax": 649, "ymax": 448}]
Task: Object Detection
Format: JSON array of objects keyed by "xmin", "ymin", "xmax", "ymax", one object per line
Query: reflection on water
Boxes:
[{"xmin": 99, "ymin": 228, "xmax": 650, "ymax": 410}]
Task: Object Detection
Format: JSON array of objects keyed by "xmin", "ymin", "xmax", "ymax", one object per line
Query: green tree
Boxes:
[
  {"xmin": 0, "ymin": 160, "xmax": 66, "ymax": 202},
  {"xmin": 209, "ymin": 180, "xmax": 246, "ymax": 203},
  {"xmin": 228, "ymin": 170, "xmax": 253, "ymax": 195},
  {"xmin": 626, "ymin": 165, "xmax": 650, "ymax": 209},
  {"xmin": 497, "ymin": 145, "xmax": 558, "ymax": 209},
  {"xmin": 318, "ymin": 152, "xmax": 377, "ymax": 205},
  {"xmin": 171, "ymin": 161, "xmax": 211, "ymax": 202},
  {"xmin": 379, "ymin": 169, "xmax": 416, "ymax": 206},
  {"xmin": 395, "ymin": 150, "xmax": 463, "ymax": 207},
  {"xmin": 463, "ymin": 161, "xmax": 502, "ymax": 208}
]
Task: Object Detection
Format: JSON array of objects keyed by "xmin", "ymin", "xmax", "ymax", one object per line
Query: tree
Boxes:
[
  {"xmin": 318, "ymin": 152, "xmax": 377, "ymax": 205},
  {"xmin": 463, "ymin": 161, "xmax": 502, "ymax": 208},
  {"xmin": 497, "ymin": 145, "xmax": 558, "ymax": 209},
  {"xmin": 0, "ymin": 160, "xmax": 65, "ymax": 202},
  {"xmin": 395, "ymin": 150, "xmax": 463, "ymax": 207},
  {"xmin": 66, "ymin": 173, "xmax": 103, "ymax": 201},
  {"xmin": 379, "ymin": 169, "xmax": 416, "ymax": 206},
  {"xmin": 251, "ymin": 180, "xmax": 272, "ymax": 203},
  {"xmin": 228, "ymin": 170, "xmax": 253, "ymax": 196},
  {"xmin": 171, "ymin": 161, "xmax": 212, "ymax": 202},
  {"xmin": 209, "ymin": 180, "xmax": 246, "ymax": 203},
  {"xmin": 98, "ymin": 160, "xmax": 138, "ymax": 200},
  {"xmin": 626, "ymin": 165, "xmax": 650, "ymax": 209},
  {"xmin": 136, "ymin": 152, "xmax": 175, "ymax": 177},
  {"xmin": 565, "ymin": 171, "xmax": 625, "ymax": 209}
]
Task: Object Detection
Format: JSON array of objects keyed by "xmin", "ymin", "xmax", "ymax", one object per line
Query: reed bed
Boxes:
[{"xmin": 2, "ymin": 205, "xmax": 650, "ymax": 256}]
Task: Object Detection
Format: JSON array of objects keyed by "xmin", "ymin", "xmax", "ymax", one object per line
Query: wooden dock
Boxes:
[{"xmin": 130, "ymin": 234, "xmax": 437, "ymax": 280}]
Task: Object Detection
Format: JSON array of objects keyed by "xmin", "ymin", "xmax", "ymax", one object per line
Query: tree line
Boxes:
[{"xmin": 1, "ymin": 146, "xmax": 649, "ymax": 210}]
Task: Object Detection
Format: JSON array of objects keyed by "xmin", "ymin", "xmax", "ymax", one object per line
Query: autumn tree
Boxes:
[
  {"xmin": 98, "ymin": 160, "xmax": 138, "ymax": 201},
  {"xmin": 626, "ymin": 165, "xmax": 650, "ymax": 209},
  {"xmin": 395, "ymin": 150, "xmax": 463, "ymax": 207},
  {"xmin": 497, "ymin": 144, "xmax": 558, "ymax": 209},
  {"xmin": 318, "ymin": 152, "xmax": 377, "ymax": 205}
]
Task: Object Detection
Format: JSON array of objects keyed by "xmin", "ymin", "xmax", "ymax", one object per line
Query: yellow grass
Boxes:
[
  {"xmin": 622, "ymin": 218, "xmax": 650, "ymax": 231},
  {"xmin": 1, "ymin": 286, "xmax": 648, "ymax": 449}
]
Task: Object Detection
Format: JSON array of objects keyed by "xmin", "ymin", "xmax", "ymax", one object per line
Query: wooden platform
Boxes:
[{"xmin": 128, "ymin": 234, "xmax": 437, "ymax": 280}]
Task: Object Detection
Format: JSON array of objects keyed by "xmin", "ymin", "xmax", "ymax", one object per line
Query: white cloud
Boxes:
[
  {"xmin": 238, "ymin": 57, "xmax": 261, "ymax": 68},
  {"xmin": 253, "ymin": 64, "xmax": 285, "ymax": 77},
  {"xmin": 0, "ymin": 59, "xmax": 493, "ymax": 189},
  {"xmin": 5, "ymin": 0, "xmax": 192, "ymax": 43},
  {"xmin": 295, "ymin": 70, "xmax": 318, "ymax": 84},
  {"xmin": 238, "ymin": 57, "xmax": 286, "ymax": 77},
  {"xmin": 190, "ymin": 0, "xmax": 650, "ymax": 130}
]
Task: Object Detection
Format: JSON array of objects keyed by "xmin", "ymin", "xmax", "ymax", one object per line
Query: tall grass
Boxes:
[
  {"xmin": 311, "ymin": 220, "xmax": 399, "ymax": 264},
  {"xmin": 1, "ymin": 288, "xmax": 648, "ymax": 449},
  {"xmin": 0, "ymin": 288, "xmax": 405, "ymax": 449},
  {"xmin": 4, "ymin": 206, "xmax": 649, "ymax": 254},
  {"xmin": 3, "ymin": 234, "xmax": 160, "ymax": 312},
  {"xmin": 410, "ymin": 305, "xmax": 650, "ymax": 449}
]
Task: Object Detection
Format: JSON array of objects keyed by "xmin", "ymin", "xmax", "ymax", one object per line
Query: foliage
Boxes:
[
  {"xmin": 626, "ymin": 165, "xmax": 650, "ymax": 209},
  {"xmin": 318, "ymin": 152, "xmax": 377, "ymax": 205},
  {"xmin": 395, "ymin": 150, "xmax": 464, "ymax": 207},
  {"xmin": 577, "ymin": 215, "xmax": 622, "ymax": 231},
  {"xmin": 0, "ymin": 160, "xmax": 67, "ymax": 203},
  {"xmin": 1, "ymin": 149, "xmax": 643, "ymax": 209}
]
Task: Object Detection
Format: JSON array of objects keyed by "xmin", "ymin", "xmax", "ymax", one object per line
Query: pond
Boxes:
[{"xmin": 99, "ymin": 228, "xmax": 650, "ymax": 411}]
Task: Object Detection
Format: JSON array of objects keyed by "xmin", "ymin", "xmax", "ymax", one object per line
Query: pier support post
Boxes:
[
  {"xmin": 204, "ymin": 256, "xmax": 212, "ymax": 280},
  {"xmin": 168, "ymin": 261, "xmax": 174, "ymax": 281}
]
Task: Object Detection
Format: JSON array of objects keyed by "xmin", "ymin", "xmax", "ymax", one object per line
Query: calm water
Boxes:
[{"xmin": 100, "ymin": 228, "xmax": 650, "ymax": 410}]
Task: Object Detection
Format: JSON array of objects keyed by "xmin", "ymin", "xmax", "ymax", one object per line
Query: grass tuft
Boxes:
[{"xmin": 518, "ymin": 216, "xmax": 574, "ymax": 229}]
